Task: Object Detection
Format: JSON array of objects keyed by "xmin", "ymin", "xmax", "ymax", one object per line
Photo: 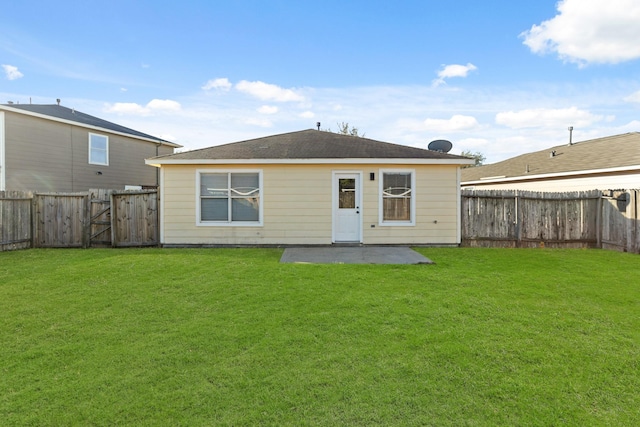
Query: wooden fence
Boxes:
[
  {"xmin": 3, "ymin": 188, "xmax": 640, "ymax": 253},
  {"xmin": 0, "ymin": 191, "xmax": 33, "ymax": 251},
  {"xmin": 461, "ymin": 189, "xmax": 640, "ymax": 253},
  {"xmin": 0, "ymin": 189, "xmax": 158, "ymax": 251}
]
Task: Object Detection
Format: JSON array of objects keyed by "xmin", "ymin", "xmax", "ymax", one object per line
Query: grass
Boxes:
[{"xmin": 0, "ymin": 247, "xmax": 639, "ymax": 426}]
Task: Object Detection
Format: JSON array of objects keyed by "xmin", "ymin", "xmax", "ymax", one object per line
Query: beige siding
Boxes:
[
  {"xmin": 4, "ymin": 112, "xmax": 171, "ymax": 192},
  {"xmin": 161, "ymin": 163, "xmax": 462, "ymax": 245}
]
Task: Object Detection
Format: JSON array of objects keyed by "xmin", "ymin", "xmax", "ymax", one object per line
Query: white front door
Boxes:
[{"xmin": 333, "ymin": 172, "xmax": 361, "ymax": 242}]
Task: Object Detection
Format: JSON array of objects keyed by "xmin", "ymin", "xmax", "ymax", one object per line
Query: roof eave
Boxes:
[
  {"xmin": 0, "ymin": 104, "xmax": 182, "ymax": 148},
  {"xmin": 145, "ymin": 157, "xmax": 475, "ymax": 167},
  {"xmin": 461, "ymin": 164, "xmax": 640, "ymax": 185}
]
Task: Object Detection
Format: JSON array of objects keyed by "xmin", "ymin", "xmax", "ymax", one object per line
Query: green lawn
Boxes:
[{"xmin": 1, "ymin": 248, "xmax": 639, "ymax": 426}]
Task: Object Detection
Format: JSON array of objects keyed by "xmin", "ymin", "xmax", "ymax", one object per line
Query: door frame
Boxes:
[{"xmin": 332, "ymin": 171, "xmax": 363, "ymax": 243}]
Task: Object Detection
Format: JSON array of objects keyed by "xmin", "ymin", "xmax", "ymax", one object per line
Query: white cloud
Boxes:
[
  {"xmin": 202, "ymin": 77, "xmax": 232, "ymax": 91},
  {"xmin": 235, "ymin": 80, "xmax": 304, "ymax": 102},
  {"xmin": 257, "ymin": 105, "xmax": 278, "ymax": 114},
  {"xmin": 244, "ymin": 117, "xmax": 273, "ymax": 127},
  {"xmin": 299, "ymin": 111, "xmax": 315, "ymax": 118},
  {"xmin": 432, "ymin": 63, "xmax": 477, "ymax": 86},
  {"xmin": 495, "ymin": 107, "xmax": 603, "ymax": 129},
  {"xmin": 105, "ymin": 99, "xmax": 181, "ymax": 116},
  {"xmin": 521, "ymin": 0, "xmax": 640, "ymax": 65},
  {"xmin": 423, "ymin": 114, "xmax": 480, "ymax": 132},
  {"xmin": 2, "ymin": 64, "xmax": 24, "ymax": 80},
  {"xmin": 624, "ymin": 90, "xmax": 640, "ymax": 103},
  {"xmin": 457, "ymin": 138, "xmax": 489, "ymax": 150},
  {"xmin": 105, "ymin": 102, "xmax": 148, "ymax": 115},
  {"xmin": 146, "ymin": 99, "xmax": 181, "ymax": 112}
]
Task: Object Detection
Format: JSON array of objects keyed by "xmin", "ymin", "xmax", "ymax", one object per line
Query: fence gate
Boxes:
[
  {"xmin": 0, "ymin": 191, "xmax": 32, "ymax": 251},
  {"xmin": 110, "ymin": 190, "xmax": 158, "ymax": 247},
  {"xmin": 89, "ymin": 189, "xmax": 113, "ymax": 247},
  {"xmin": 33, "ymin": 193, "xmax": 89, "ymax": 248}
]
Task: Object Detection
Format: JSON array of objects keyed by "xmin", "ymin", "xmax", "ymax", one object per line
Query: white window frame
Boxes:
[
  {"xmin": 88, "ymin": 133, "xmax": 109, "ymax": 165},
  {"xmin": 196, "ymin": 169, "xmax": 263, "ymax": 227},
  {"xmin": 378, "ymin": 168, "xmax": 416, "ymax": 226}
]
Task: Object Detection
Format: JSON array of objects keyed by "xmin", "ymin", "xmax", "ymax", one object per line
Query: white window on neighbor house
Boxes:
[
  {"xmin": 88, "ymin": 133, "xmax": 109, "ymax": 165},
  {"xmin": 379, "ymin": 169, "xmax": 415, "ymax": 226},
  {"xmin": 197, "ymin": 171, "xmax": 262, "ymax": 226}
]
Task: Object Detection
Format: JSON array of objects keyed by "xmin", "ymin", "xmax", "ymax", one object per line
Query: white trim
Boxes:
[
  {"xmin": 159, "ymin": 167, "xmax": 165, "ymax": 244},
  {"xmin": 0, "ymin": 104, "xmax": 181, "ymax": 148},
  {"xmin": 378, "ymin": 168, "xmax": 416, "ymax": 226},
  {"xmin": 195, "ymin": 169, "xmax": 263, "ymax": 227},
  {"xmin": 456, "ymin": 167, "xmax": 462, "ymax": 244},
  {"xmin": 88, "ymin": 133, "xmax": 109, "ymax": 166},
  {"xmin": 332, "ymin": 171, "xmax": 363, "ymax": 243},
  {"xmin": 0, "ymin": 112, "xmax": 5, "ymax": 191},
  {"xmin": 462, "ymin": 164, "xmax": 640, "ymax": 186},
  {"xmin": 146, "ymin": 157, "xmax": 474, "ymax": 166}
]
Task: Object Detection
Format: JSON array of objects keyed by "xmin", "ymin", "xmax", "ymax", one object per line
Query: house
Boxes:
[
  {"xmin": 461, "ymin": 132, "xmax": 640, "ymax": 191},
  {"xmin": 146, "ymin": 129, "xmax": 474, "ymax": 246},
  {"xmin": 0, "ymin": 102, "xmax": 181, "ymax": 192}
]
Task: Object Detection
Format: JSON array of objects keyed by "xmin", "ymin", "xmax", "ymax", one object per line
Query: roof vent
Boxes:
[
  {"xmin": 568, "ymin": 126, "xmax": 574, "ymax": 145},
  {"xmin": 56, "ymin": 98, "xmax": 61, "ymax": 106},
  {"xmin": 550, "ymin": 150, "xmax": 556, "ymax": 158},
  {"xmin": 316, "ymin": 122, "xmax": 321, "ymax": 130}
]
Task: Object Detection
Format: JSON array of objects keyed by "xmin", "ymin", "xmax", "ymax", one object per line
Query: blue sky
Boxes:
[{"xmin": 2, "ymin": 0, "xmax": 640, "ymax": 162}]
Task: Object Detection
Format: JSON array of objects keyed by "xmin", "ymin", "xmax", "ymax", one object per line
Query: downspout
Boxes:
[
  {"xmin": 155, "ymin": 143, "xmax": 160, "ymax": 188},
  {"xmin": 456, "ymin": 166, "xmax": 462, "ymax": 245},
  {"xmin": 0, "ymin": 112, "xmax": 5, "ymax": 191}
]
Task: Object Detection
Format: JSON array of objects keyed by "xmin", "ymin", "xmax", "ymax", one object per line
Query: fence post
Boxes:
[
  {"xmin": 631, "ymin": 190, "xmax": 638, "ymax": 253},
  {"xmin": 596, "ymin": 194, "xmax": 602, "ymax": 249},
  {"xmin": 82, "ymin": 193, "xmax": 90, "ymax": 249},
  {"xmin": 31, "ymin": 195, "xmax": 37, "ymax": 248},
  {"xmin": 110, "ymin": 192, "xmax": 116, "ymax": 248},
  {"xmin": 515, "ymin": 191, "xmax": 522, "ymax": 248}
]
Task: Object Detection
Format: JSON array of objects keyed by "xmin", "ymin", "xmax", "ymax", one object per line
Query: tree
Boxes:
[
  {"xmin": 460, "ymin": 150, "xmax": 486, "ymax": 168},
  {"xmin": 324, "ymin": 122, "xmax": 364, "ymax": 137}
]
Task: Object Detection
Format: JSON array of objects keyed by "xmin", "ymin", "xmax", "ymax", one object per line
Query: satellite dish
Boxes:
[{"xmin": 428, "ymin": 139, "xmax": 453, "ymax": 153}]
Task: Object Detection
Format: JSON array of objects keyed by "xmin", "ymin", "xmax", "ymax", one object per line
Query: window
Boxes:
[
  {"xmin": 380, "ymin": 170, "xmax": 414, "ymax": 225},
  {"xmin": 198, "ymin": 171, "xmax": 261, "ymax": 225},
  {"xmin": 89, "ymin": 133, "xmax": 108, "ymax": 165},
  {"xmin": 338, "ymin": 178, "xmax": 356, "ymax": 208}
]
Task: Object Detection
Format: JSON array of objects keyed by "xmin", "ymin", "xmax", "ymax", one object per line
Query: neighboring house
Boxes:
[
  {"xmin": 461, "ymin": 132, "xmax": 640, "ymax": 191},
  {"xmin": 0, "ymin": 103, "xmax": 181, "ymax": 192},
  {"xmin": 146, "ymin": 129, "xmax": 473, "ymax": 246}
]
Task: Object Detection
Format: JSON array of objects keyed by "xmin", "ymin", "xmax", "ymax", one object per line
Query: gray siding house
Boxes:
[
  {"xmin": 461, "ymin": 132, "xmax": 640, "ymax": 191},
  {"xmin": 0, "ymin": 103, "xmax": 181, "ymax": 192}
]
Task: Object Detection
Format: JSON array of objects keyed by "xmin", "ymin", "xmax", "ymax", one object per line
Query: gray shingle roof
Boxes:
[
  {"xmin": 1, "ymin": 103, "xmax": 178, "ymax": 146},
  {"xmin": 461, "ymin": 132, "xmax": 640, "ymax": 183},
  {"xmin": 153, "ymin": 129, "xmax": 470, "ymax": 161}
]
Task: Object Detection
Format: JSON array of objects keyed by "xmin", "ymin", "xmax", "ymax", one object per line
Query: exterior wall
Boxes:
[
  {"xmin": 160, "ymin": 163, "xmax": 462, "ymax": 246},
  {"xmin": 462, "ymin": 171, "xmax": 640, "ymax": 192},
  {"xmin": 3, "ymin": 111, "xmax": 172, "ymax": 192}
]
